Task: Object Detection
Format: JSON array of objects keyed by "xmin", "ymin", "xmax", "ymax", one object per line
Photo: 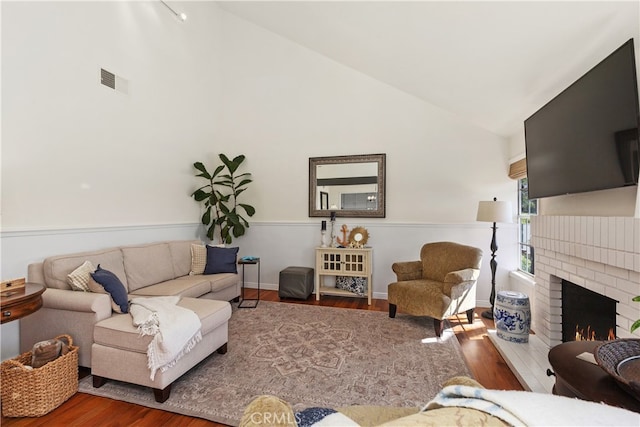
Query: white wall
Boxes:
[
  {"xmin": 1, "ymin": 1, "xmax": 224, "ymax": 230},
  {"xmin": 1, "ymin": 2, "xmax": 517, "ymax": 359},
  {"xmin": 218, "ymin": 11, "xmax": 514, "ymax": 224}
]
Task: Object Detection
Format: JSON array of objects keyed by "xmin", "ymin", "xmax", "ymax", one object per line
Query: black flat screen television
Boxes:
[{"xmin": 525, "ymin": 39, "xmax": 640, "ymax": 199}]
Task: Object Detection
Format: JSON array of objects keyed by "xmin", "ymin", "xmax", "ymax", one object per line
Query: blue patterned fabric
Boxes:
[
  {"xmin": 335, "ymin": 276, "xmax": 367, "ymax": 296},
  {"xmin": 295, "ymin": 407, "xmax": 337, "ymax": 427}
]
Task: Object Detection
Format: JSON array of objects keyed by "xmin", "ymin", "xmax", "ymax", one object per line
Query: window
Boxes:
[{"xmin": 518, "ymin": 177, "xmax": 537, "ymax": 274}]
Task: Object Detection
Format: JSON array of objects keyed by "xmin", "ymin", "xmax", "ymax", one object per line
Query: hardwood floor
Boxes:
[{"xmin": 2, "ymin": 290, "xmax": 523, "ymax": 426}]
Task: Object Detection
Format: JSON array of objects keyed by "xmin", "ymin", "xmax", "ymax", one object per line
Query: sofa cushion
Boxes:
[
  {"xmin": 129, "ymin": 276, "xmax": 212, "ymax": 299},
  {"xmin": 122, "ymin": 243, "xmax": 176, "ymax": 292},
  {"xmin": 387, "ymin": 279, "xmax": 447, "ymax": 317},
  {"xmin": 168, "ymin": 240, "xmax": 200, "ymax": 278},
  {"xmin": 204, "ymin": 246, "xmax": 239, "ymax": 275},
  {"xmin": 93, "ymin": 297, "xmax": 231, "ymax": 353},
  {"xmin": 208, "ymin": 273, "xmax": 240, "ymax": 293},
  {"xmin": 91, "ymin": 265, "xmax": 129, "ymax": 313},
  {"xmin": 67, "ymin": 260, "xmax": 96, "ymax": 292},
  {"xmin": 43, "ymin": 248, "xmax": 127, "ymax": 290}
]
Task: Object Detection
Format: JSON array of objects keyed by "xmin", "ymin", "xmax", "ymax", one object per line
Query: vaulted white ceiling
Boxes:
[{"xmin": 217, "ymin": 1, "xmax": 640, "ymax": 138}]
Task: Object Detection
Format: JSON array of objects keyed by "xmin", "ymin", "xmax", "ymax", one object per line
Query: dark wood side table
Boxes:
[
  {"xmin": 1, "ymin": 283, "xmax": 45, "ymax": 324},
  {"xmin": 548, "ymin": 340, "xmax": 640, "ymax": 413}
]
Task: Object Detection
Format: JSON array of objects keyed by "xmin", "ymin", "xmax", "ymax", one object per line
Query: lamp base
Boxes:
[{"xmin": 481, "ymin": 309, "xmax": 494, "ymax": 320}]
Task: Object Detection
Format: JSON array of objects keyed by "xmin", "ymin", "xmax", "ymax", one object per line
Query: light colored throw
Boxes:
[
  {"xmin": 425, "ymin": 385, "xmax": 640, "ymax": 426},
  {"xmin": 129, "ymin": 296, "xmax": 202, "ymax": 380}
]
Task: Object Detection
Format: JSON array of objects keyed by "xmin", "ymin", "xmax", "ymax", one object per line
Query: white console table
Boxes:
[{"xmin": 315, "ymin": 247, "xmax": 372, "ymax": 305}]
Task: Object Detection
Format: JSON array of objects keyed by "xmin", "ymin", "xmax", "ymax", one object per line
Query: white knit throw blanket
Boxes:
[
  {"xmin": 129, "ymin": 296, "xmax": 202, "ymax": 381},
  {"xmin": 425, "ymin": 385, "xmax": 640, "ymax": 426}
]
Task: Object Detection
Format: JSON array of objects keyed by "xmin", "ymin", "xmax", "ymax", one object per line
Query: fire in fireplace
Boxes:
[{"xmin": 561, "ymin": 280, "xmax": 617, "ymax": 342}]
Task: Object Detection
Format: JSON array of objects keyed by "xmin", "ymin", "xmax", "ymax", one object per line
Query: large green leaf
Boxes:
[
  {"xmin": 220, "ymin": 154, "xmax": 245, "ymax": 174},
  {"xmin": 232, "ymin": 223, "xmax": 245, "ymax": 238},
  {"xmin": 239, "ymin": 203, "xmax": 256, "ymax": 216},
  {"xmin": 206, "ymin": 223, "xmax": 216, "ymax": 241},
  {"xmin": 192, "ymin": 189, "xmax": 210, "ymax": 202},
  {"xmin": 236, "ymin": 178, "xmax": 253, "ymax": 188},
  {"xmin": 213, "ymin": 164, "xmax": 225, "ymax": 177},
  {"xmin": 201, "ymin": 207, "xmax": 211, "ymax": 226},
  {"xmin": 193, "ymin": 162, "xmax": 212, "ymax": 179},
  {"xmin": 632, "ymin": 319, "xmax": 640, "ymax": 333}
]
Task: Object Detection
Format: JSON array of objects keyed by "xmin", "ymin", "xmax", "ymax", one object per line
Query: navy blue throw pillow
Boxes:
[
  {"xmin": 204, "ymin": 246, "xmax": 239, "ymax": 275},
  {"xmin": 90, "ymin": 265, "xmax": 129, "ymax": 313}
]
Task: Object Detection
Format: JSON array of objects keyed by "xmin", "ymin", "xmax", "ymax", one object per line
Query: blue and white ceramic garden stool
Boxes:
[{"xmin": 494, "ymin": 291, "xmax": 531, "ymax": 343}]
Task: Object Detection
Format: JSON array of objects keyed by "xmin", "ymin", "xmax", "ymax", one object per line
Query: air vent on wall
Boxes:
[
  {"xmin": 100, "ymin": 68, "xmax": 129, "ymax": 94},
  {"xmin": 101, "ymin": 68, "xmax": 115, "ymax": 89}
]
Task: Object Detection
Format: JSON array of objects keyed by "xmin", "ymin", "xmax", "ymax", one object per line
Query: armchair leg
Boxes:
[
  {"xmin": 466, "ymin": 308, "xmax": 474, "ymax": 324},
  {"xmin": 389, "ymin": 304, "xmax": 397, "ymax": 318},
  {"xmin": 433, "ymin": 319, "xmax": 444, "ymax": 337}
]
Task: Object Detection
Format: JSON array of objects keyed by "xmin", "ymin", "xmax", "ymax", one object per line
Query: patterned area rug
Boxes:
[{"xmin": 78, "ymin": 301, "xmax": 471, "ymax": 426}]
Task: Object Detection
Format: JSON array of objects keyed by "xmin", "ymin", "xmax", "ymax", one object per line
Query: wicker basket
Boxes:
[
  {"xmin": 1, "ymin": 334, "xmax": 78, "ymax": 417},
  {"xmin": 594, "ymin": 338, "xmax": 640, "ymax": 402}
]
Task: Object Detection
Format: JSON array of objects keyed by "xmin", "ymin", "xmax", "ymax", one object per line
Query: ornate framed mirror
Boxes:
[{"xmin": 309, "ymin": 153, "xmax": 386, "ymax": 218}]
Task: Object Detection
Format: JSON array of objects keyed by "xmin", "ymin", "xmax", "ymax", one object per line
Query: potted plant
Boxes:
[
  {"xmin": 191, "ymin": 154, "xmax": 255, "ymax": 244},
  {"xmin": 632, "ymin": 295, "xmax": 640, "ymax": 333}
]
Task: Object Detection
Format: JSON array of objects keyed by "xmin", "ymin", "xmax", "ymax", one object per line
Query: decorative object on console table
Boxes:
[
  {"xmin": 348, "ymin": 226, "xmax": 369, "ymax": 248},
  {"xmin": 320, "ymin": 221, "xmax": 327, "ymax": 248},
  {"xmin": 330, "ymin": 209, "xmax": 337, "ymax": 247},
  {"xmin": 336, "ymin": 224, "xmax": 349, "ymax": 246},
  {"xmin": 238, "ymin": 257, "xmax": 260, "ymax": 308},
  {"xmin": 476, "ymin": 197, "xmax": 512, "ymax": 320}
]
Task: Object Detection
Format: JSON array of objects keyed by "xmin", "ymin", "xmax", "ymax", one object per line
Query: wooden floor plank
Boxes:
[{"xmin": 1, "ymin": 290, "xmax": 522, "ymax": 426}]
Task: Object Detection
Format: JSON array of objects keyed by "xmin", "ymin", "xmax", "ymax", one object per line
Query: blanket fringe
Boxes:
[
  {"xmin": 136, "ymin": 312, "xmax": 160, "ymax": 336},
  {"xmin": 148, "ymin": 331, "xmax": 203, "ymax": 380},
  {"xmin": 159, "ymin": 331, "xmax": 203, "ymax": 374}
]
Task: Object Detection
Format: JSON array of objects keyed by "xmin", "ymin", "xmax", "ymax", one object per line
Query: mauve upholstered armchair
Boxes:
[{"xmin": 387, "ymin": 242, "xmax": 483, "ymax": 337}]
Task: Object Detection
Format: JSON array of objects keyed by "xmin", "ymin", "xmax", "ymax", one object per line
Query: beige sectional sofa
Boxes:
[{"xmin": 20, "ymin": 240, "xmax": 240, "ymax": 401}]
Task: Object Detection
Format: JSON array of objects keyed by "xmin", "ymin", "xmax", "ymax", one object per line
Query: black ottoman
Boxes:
[{"xmin": 279, "ymin": 266, "xmax": 314, "ymax": 300}]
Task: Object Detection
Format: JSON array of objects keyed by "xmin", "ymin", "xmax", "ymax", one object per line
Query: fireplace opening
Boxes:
[{"xmin": 561, "ymin": 280, "xmax": 617, "ymax": 342}]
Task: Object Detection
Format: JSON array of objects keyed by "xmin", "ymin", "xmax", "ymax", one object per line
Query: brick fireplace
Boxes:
[
  {"xmin": 531, "ymin": 215, "xmax": 640, "ymax": 347},
  {"xmin": 489, "ymin": 215, "xmax": 640, "ymax": 393}
]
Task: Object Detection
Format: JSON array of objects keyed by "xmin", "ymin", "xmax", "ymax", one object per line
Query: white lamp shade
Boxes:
[{"xmin": 476, "ymin": 200, "xmax": 513, "ymax": 223}]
